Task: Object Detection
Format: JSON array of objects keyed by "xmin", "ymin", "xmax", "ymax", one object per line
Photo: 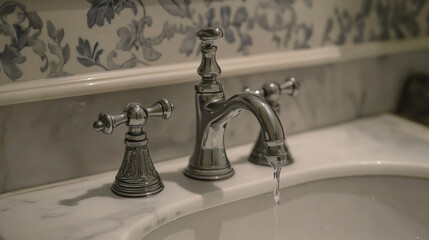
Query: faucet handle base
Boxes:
[
  {"xmin": 112, "ymin": 177, "xmax": 163, "ymax": 197},
  {"xmin": 111, "ymin": 145, "xmax": 164, "ymax": 197}
]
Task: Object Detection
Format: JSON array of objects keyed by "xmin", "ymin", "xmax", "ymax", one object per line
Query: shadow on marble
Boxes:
[
  {"xmin": 161, "ymin": 169, "xmax": 224, "ymax": 206},
  {"xmin": 59, "ymin": 183, "xmax": 121, "ymax": 206}
]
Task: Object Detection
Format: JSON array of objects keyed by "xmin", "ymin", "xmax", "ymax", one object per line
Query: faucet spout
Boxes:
[
  {"xmin": 216, "ymin": 93, "xmax": 289, "ymax": 164},
  {"xmin": 184, "ymin": 92, "xmax": 288, "ymax": 180},
  {"xmin": 217, "ymin": 92, "xmax": 286, "ymax": 143}
]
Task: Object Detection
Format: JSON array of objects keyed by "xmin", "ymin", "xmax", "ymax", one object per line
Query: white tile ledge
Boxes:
[
  {"xmin": 0, "ymin": 114, "xmax": 428, "ymax": 240},
  {"xmin": 1, "ymin": 38, "xmax": 429, "ymax": 106}
]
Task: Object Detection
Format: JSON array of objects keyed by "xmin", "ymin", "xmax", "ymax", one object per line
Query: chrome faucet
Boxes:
[
  {"xmin": 184, "ymin": 27, "xmax": 289, "ymax": 181},
  {"xmin": 244, "ymin": 77, "xmax": 300, "ymax": 166}
]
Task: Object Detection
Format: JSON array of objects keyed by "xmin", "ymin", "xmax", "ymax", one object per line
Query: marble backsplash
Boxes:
[
  {"xmin": 0, "ymin": 50, "xmax": 428, "ymax": 193},
  {"xmin": 1, "ymin": 0, "xmax": 429, "ymax": 83}
]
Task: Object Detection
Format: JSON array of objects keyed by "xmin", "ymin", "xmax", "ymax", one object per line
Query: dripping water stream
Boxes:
[{"xmin": 270, "ymin": 161, "xmax": 285, "ymax": 240}]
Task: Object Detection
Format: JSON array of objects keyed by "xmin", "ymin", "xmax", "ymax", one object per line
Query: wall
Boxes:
[{"xmin": 1, "ymin": 0, "xmax": 428, "ymax": 83}]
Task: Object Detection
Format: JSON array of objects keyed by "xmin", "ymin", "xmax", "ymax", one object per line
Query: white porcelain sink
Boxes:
[{"xmin": 145, "ymin": 176, "xmax": 429, "ymax": 240}]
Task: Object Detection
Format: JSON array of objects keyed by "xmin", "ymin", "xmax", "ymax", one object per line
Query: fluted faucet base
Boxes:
[
  {"xmin": 112, "ymin": 178, "xmax": 164, "ymax": 198},
  {"xmin": 184, "ymin": 166, "xmax": 234, "ymax": 181},
  {"xmin": 184, "ymin": 149, "xmax": 234, "ymax": 181},
  {"xmin": 111, "ymin": 145, "xmax": 164, "ymax": 197}
]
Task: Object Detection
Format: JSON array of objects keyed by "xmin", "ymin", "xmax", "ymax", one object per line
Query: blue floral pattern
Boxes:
[
  {"xmin": 0, "ymin": 2, "xmax": 70, "ymax": 80},
  {"xmin": 0, "ymin": 0, "xmax": 428, "ymax": 82},
  {"xmin": 322, "ymin": 0, "xmax": 427, "ymax": 45}
]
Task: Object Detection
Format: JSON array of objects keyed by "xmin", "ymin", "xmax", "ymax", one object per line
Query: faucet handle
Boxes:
[
  {"xmin": 243, "ymin": 77, "xmax": 300, "ymax": 103},
  {"xmin": 93, "ymin": 112, "xmax": 127, "ymax": 135},
  {"xmin": 146, "ymin": 98, "xmax": 175, "ymax": 120},
  {"xmin": 93, "ymin": 99, "xmax": 174, "ymax": 197},
  {"xmin": 93, "ymin": 99, "xmax": 175, "ymax": 135},
  {"xmin": 279, "ymin": 77, "xmax": 300, "ymax": 97}
]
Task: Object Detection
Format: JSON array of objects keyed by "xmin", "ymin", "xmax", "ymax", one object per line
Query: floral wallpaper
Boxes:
[{"xmin": 0, "ymin": 0, "xmax": 428, "ymax": 83}]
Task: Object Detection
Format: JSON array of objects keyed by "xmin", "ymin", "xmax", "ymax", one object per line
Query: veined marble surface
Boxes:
[{"xmin": 0, "ymin": 114, "xmax": 428, "ymax": 240}]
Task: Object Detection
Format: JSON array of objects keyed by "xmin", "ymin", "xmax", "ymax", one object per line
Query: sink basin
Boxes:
[{"xmin": 145, "ymin": 176, "xmax": 429, "ymax": 240}]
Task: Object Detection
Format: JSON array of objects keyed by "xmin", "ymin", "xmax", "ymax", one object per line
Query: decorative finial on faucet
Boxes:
[
  {"xmin": 196, "ymin": 27, "xmax": 224, "ymax": 93},
  {"xmin": 197, "ymin": 27, "xmax": 223, "ymax": 42}
]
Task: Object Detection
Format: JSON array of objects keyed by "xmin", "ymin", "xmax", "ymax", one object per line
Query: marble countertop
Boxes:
[{"xmin": 1, "ymin": 114, "xmax": 429, "ymax": 240}]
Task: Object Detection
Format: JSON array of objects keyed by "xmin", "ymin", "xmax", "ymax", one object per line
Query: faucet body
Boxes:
[{"xmin": 184, "ymin": 27, "xmax": 288, "ymax": 181}]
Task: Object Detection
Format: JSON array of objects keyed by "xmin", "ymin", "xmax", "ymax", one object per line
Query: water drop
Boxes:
[
  {"xmin": 270, "ymin": 160, "xmax": 285, "ymax": 240},
  {"xmin": 270, "ymin": 161, "xmax": 284, "ymax": 205}
]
